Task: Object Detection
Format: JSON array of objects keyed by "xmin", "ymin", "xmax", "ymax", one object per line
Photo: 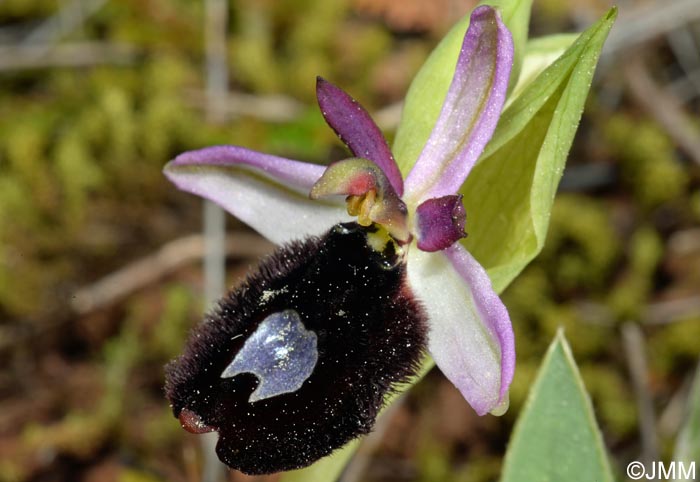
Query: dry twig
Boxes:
[
  {"xmin": 340, "ymin": 394, "xmax": 407, "ymax": 482},
  {"xmin": 623, "ymin": 55, "xmax": 700, "ymax": 167},
  {"xmin": 22, "ymin": 0, "xmax": 108, "ymax": 46},
  {"xmin": 576, "ymin": 295, "xmax": 700, "ymax": 327},
  {"xmin": 71, "ymin": 232, "xmax": 274, "ymax": 316},
  {"xmin": 602, "ymin": 0, "xmax": 700, "ymax": 61},
  {"xmin": 202, "ymin": 0, "xmax": 230, "ymax": 479},
  {"xmin": 186, "ymin": 89, "xmax": 305, "ymax": 124},
  {"xmin": 0, "ymin": 43, "xmax": 136, "ymax": 70},
  {"xmin": 658, "ymin": 375, "xmax": 693, "ymax": 440},
  {"xmin": 622, "ymin": 322, "xmax": 659, "ymax": 467}
]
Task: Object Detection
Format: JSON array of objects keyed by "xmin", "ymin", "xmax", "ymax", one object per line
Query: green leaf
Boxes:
[
  {"xmin": 501, "ymin": 331, "xmax": 614, "ymax": 482},
  {"xmin": 674, "ymin": 362, "xmax": 700, "ymax": 470},
  {"xmin": 393, "ymin": 0, "xmax": 532, "ymax": 175},
  {"xmin": 489, "ymin": 0, "xmax": 532, "ymax": 94},
  {"xmin": 461, "ymin": 8, "xmax": 616, "ymax": 293}
]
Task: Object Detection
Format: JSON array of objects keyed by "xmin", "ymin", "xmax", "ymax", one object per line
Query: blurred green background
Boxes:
[{"xmin": 1, "ymin": 0, "xmax": 699, "ymax": 481}]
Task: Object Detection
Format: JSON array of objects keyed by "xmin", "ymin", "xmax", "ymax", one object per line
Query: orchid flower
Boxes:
[{"xmin": 164, "ymin": 5, "xmax": 514, "ymax": 475}]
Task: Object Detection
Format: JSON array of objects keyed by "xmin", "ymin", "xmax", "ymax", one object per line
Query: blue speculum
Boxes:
[{"xmin": 220, "ymin": 309, "xmax": 318, "ymax": 402}]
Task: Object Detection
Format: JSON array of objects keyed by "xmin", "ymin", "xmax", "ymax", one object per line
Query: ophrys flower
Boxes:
[{"xmin": 165, "ymin": 5, "xmax": 514, "ymax": 475}]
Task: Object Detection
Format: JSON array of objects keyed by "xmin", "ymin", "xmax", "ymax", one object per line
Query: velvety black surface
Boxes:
[{"xmin": 165, "ymin": 223, "xmax": 427, "ymax": 475}]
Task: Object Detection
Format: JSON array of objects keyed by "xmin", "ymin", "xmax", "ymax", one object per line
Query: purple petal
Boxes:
[
  {"xmin": 164, "ymin": 146, "xmax": 350, "ymax": 244},
  {"xmin": 403, "ymin": 6, "xmax": 513, "ymax": 203},
  {"xmin": 415, "ymin": 195, "xmax": 467, "ymax": 252},
  {"xmin": 316, "ymin": 77, "xmax": 404, "ymax": 196},
  {"xmin": 406, "ymin": 243, "xmax": 514, "ymax": 415}
]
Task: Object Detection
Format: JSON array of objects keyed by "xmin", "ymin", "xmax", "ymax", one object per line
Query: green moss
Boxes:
[
  {"xmin": 101, "ymin": 87, "xmax": 137, "ymax": 166},
  {"xmin": 648, "ymin": 318, "xmax": 700, "ymax": 374},
  {"xmin": 605, "ymin": 114, "xmax": 688, "ymax": 208},
  {"xmin": 267, "ymin": 109, "xmax": 332, "ymax": 161},
  {"xmin": 417, "ymin": 440, "xmax": 452, "ymax": 482},
  {"xmin": 580, "ymin": 364, "xmax": 637, "ymax": 437},
  {"xmin": 0, "ymin": 233, "xmax": 46, "ymax": 316},
  {"xmin": 542, "ymin": 194, "xmax": 620, "ymax": 292},
  {"xmin": 541, "ymin": 305, "xmax": 610, "ymax": 358},
  {"xmin": 508, "ymin": 361, "xmax": 539, "ymax": 417},
  {"xmin": 0, "ymin": 459, "xmax": 24, "ymax": 482},
  {"xmin": 417, "ymin": 440, "xmax": 501, "ymax": 482},
  {"xmin": 691, "ymin": 190, "xmax": 700, "ymax": 221},
  {"xmin": 152, "ymin": 285, "xmax": 196, "ymax": 360},
  {"xmin": 55, "ymin": 132, "xmax": 104, "ymax": 226},
  {"xmin": 231, "ymin": 5, "xmax": 281, "ymax": 93},
  {"xmin": 139, "ymin": 406, "xmax": 184, "ymax": 456},
  {"xmin": 118, "ymin": 469, "xmax": 165, "ymax": 482},
  {"xmin": 4, "ymin": 121, "xmax": 56, "ymax": 212},
  {"xmin": 607, "ymin": 226, "xmax": 662, "ymax": 321},
  {"xmin": 0, "ymin": 0, "xmax": 55, "ymax": 17},
  {"xmin": 100, "ymin": 311, "xmax": 143, "ymax": 421}
]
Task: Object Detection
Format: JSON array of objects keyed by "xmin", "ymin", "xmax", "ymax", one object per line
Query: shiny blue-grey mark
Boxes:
[{"xmin": 220, "ymin": 309, "xmax": 318, "ymax": 402}]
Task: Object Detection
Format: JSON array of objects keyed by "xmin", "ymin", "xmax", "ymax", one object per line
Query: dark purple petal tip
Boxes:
[
  {"xmin": 415, "ymin": 195, "xmax": 467, "ymax": 252},
  {"xmin": 316, "ymin": 77, "xmax": 404, "ymax": 196}
]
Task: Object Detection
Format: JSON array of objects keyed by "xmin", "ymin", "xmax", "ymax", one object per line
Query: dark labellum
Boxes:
[{"xmin": 165, "ymin": 222, "xmax": 427, "ymax": 475}]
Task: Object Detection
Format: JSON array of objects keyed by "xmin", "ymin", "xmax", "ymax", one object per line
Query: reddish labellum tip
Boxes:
[{"xmin": 179, "ymin": 408, "xmax": 217, "ymax": 434}]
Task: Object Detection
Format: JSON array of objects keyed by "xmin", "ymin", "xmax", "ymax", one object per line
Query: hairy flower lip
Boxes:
[
  {"xmin": 164, "ymin": 4, "xmax": 516, "ymax": 458},
  {"xmin": 166, "ymin": 222, "xmax": 427, "ymax": 474}
]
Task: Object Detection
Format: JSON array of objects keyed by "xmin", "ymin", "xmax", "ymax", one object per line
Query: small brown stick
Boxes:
[
  {"xmin": 621, "ymin": 322, "xmax": 659, "ymax": 467},
  {"xmin": 0, "ymin": 43, "xmax": 136, "ymax": 70},
  {"xmin": 185, "ymin": 89, "xmax": 306, "ymax": 124},
  {"xmin": 658, "ymin": 375, "xmax": 692, "ymax": 440},
  {"xmin": 602, "ymin": 0, "xmax": 700, "ymax": 60},
  {"xmin": 185, "ymin": 89, "xmax": 405, "ymax": 129},
  {"xmin": 71, "ymin": 232, "xmax": 274, "ymax": 315},
  {"xmin": 623, "ymin": 55, "xmax": 700, "ymax": 167},
  {"xmin": 576, "ymin": 295, "xmax": 700, "ymax": 326},
  {"xmin": 643, "ymin": 296, "xmax": 700, "ymax": 325},
  {"xmin": 340, "ymin": 393, "xmax": 407, "ymax": 482},
  {"xmin": 373, "ymin": 101, "xmax": 404, "ymax": 131},
  {"xmin": 21, "ymin": 0, "xmax": 108, "ymax": 46}
]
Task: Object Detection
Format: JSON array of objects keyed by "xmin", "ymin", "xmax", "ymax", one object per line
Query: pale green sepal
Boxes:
[
  {"xmin": 460, "ymin": 8, "xmax": 616, "ymax": 293},
  {"xmin": 481, "ymin": 9, "xmax": 615, "ymax": 162},
  {"xmin": 500, "ymin": 330, "xmax": 615, "ymax": 482},
  {"xmin": 507, "ymin": 33, "xmax": 579, "ymax": 107},
  {"xmin": 483, "ymin": 0, "xmax": 533, "ymax": 94},
  {"xmin": 393, "ymin": 0, "xmax": 532, "ymax": 177},
  {"xmin": 673, "ymin": 362, "xmax": 700, "ymax": 476}
]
